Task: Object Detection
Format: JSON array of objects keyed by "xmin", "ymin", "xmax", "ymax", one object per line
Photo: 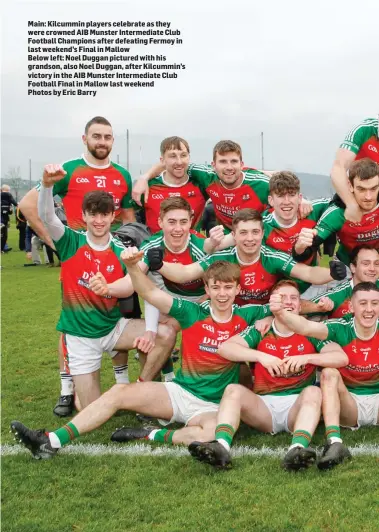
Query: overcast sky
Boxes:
[{"xmin": 1, "ymin": 0, "xmax": 379, "ymax": 180}]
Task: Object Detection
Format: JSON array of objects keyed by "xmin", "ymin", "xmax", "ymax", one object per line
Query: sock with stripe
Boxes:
[
  {"xmin": 289, "ymin": 429, "xmax": 312, "ymax": 450},
  {"xmin": 49, "ymin": 421, "xmax": 80, "ymax": 448},
  {"xmin": 148, "ymin": 428, "xmax": 176, "ymax": 444},
  {"xmin": 325, "ymin": 425, "xmax": 342, "ymax": 444},
  {"xmin": 60, "ymin": 372, "xmax": 74, "ymax": 396},
  {"xmin": 113, "ymin": 364, "xmax": 129, "ymax": 384},
  {"xmin": 215, "ymin": 423, "xmax": 235, "ymax": 451}
]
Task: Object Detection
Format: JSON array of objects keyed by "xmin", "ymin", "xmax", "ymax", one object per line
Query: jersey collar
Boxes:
[
  {"xmin": 272, "ymin": 319, "xmax": 294, "ymax": 338},
  {"xmin": 161, "ymin": 171, "xmax": 189, "ymax": 187},
  {"xmin": 210, "ymin": 306, "xmax": 233, "ymax": 323},
  {"xmin": 86, "ymin": 233, "xmax": 111, "ymax": 251},
  {"xmin": 82, "ymin": 153, "xmax": 111, "ymax": 170},
  {"xmin": 235, "ymin": 247, "xmax": 260, "ymax": 266},
  {"xmin": 353, "ymin": 318, "xmax": 378, "ymax": 341},
  {"xmin": 272, "ymin": 211, "xmax": 298, "ymax": 228},
  {"xmin": 219, "ymin": 172, "xmax": 245, "ymax": 190},
  {"xmin": 163, "ymin": 235, "xmax": 190, "ymax": 254}
]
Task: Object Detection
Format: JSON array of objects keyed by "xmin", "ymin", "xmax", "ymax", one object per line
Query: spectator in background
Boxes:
[
  {"xmin": 16, "ymin": 207, "xmax": 27, "ymax": 251},
  {"xmin": 1, "ymin": 184, "xmax": 18, "ymax": 252}
]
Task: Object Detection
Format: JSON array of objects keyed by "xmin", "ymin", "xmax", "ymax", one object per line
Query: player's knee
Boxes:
[
  {"xmin": 320, "ymin": 367, "xmax": 340, "ymax": 387},
  {"xmin": 157, "ymin": 323, "xmax": 176, "ymax": 345},
  {"xmin": 105, "ymin": 383, "xmax": 129, "ymax": 403},
  {"xmin": 302, "ymin": 385, "xmax": 322, "ymax": 408},
  {"xmin": 224, "ymin": 383, "xmax": 243, "ymax": 401}
]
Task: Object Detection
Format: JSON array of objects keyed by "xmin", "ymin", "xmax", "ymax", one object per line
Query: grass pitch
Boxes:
[{"xmin": 1, "ymin": 225, "xmax": 379, "ymax": 532}]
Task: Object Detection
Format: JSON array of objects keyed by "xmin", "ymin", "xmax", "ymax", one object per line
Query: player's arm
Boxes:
[
  {"xmin": 282, "ymin": 342, "xmax": 348, "ymax": 374},
  {"xmin": 218, "ymin": 334, "xmax": 283, "ymax": 376},
  {"xmin": 146, "ymin": 246, "xmax": 204, "ymax": 283},
  {"xmin": 120, "ymin": 208, "xmax": 136, "ymax": 223},
  {"xmin": 270, "ymin": 292, "xmax": 329, "ymax": 340},
  {"xmin": 90, "ymin": 261, "xmax": 148, "ymax": 298},
  {"xmin": 132, "ymin": 163, "xmax": 165, "ymax": 205},
  {"xmin": 121, "ymin": 248, "xmax": 174, "ymax": 314},
  {"xmin": 38, "ymin": 165, "xmax": 68, "ymax": 242},
  {"xmin": 331, "ymin": 148, "xmax": 360, "ymax": 221},
  {"xmin": 300, "ymin": 296, "xmax": 334, "ymax": 315},
  {"xmin": 18, "ymin": 187, "xmax": 55, "ymax": 247},
  {"xmin": 290, "ymin": 259, "xmax": 346, "ymax": 285},
  {"xmin": 203, "ymin": 226, "xmax": 235, "ymax": 254}
]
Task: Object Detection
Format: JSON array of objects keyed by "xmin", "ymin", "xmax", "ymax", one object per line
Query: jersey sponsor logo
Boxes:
[
  {"xmin": 76, "ymin": 177, "xmax": 90, "ymax": 183},
  {"xmin": 152, "ymin": 194, "xmax": 165, "ymax": 200},
  {"xmin": 368, "ymin": 144, "xmax": 379, "ymax": 153},
  {"xmin": 168, "ymin": 192, "xmax": 181, "ymax": 198}
]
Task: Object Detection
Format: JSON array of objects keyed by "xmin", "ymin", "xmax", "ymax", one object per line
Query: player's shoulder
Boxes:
[
  {"xmin": 244, "ymin": 169, "xmax": 270, "ymax": 183},
  {"xmin": 110, "ymin": 234, "xmax": 127, "ymax": 252},
  {"xmin": 61, "ymin": 157, "xmax": 86, "ymax": 174},
  {"xmin": 326, "ymin": 316, "xmax": 354, "ymax": 329},
  {"xmin": 140, "ymin": 231, "xmax": 164, "ymax": 249},
  {"xmin": 260, "ymin": 243, "xmax": 289, "ymax": 260},
  {"xmin": 110, "ymin": 161, "xmax": 132, "ymax": 179},
  {"xmin": 317, "ymin": 202, "xmax": 343, "ymax": 221}
]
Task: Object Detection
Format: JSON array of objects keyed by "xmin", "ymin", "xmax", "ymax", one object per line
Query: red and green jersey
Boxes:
[
  {"xmin": 317, "ymin": 317, "xmax": 379, "ymax": 394},
  {"xmin": 169, "ymin": 298, "xmax": 271, "ymax": 403},
  {"xmin": 53, "ymin": 226, "xmax": 127, "ymax": 338},
  {"xmin": 36, "ymin": 156, "xmax": 133, "ymax": 231},
  {"xmin": 198, "ymin": 245, "xmax": 297, "ymax": 305},
  {"xmin": 241, "ymin": 325, "xmax": 318, "ymax": 395},
  {"xmin": 340, "ymin": 118, "xmax": 379, "ymax": 163},
  {"xmin": 187, "ymin": 164, "xmax": 270, "ymax": 229},
  {"xmin": 315, "ymin": 204, "xmax": 379, "ymax": 265},
  {"xmin": 311, "ymin": 279, "xmax": 354, "ymax": 319},
  {"xmin": 263, "ymin": 198, "xmax": 330, "ymax": 263},
  {"xmin": 140, "ymin": 230, "xmax": 207, "ymax": 298},
  {"xmin": 137, "ymin": 172, "xmax": 207, "ymax": 234}
]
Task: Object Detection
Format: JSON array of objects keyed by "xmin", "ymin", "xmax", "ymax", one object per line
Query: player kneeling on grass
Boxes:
[
  {"xmin": 188, "ymin": 280, "xmax": 348, "ymax": 471},
  {"xmin": 272, "ymin": 281, "xmax": 379, "ymax": 470},
  {"xmin": 10, "ymin": 256, "xmax": 272, "ymax": 459}
]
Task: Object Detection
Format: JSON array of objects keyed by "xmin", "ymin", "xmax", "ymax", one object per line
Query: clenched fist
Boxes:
[
  {"xmin": 294, "ymin": 228, "xmax": 317, "ymax": 254},
  {"xmin": 269, "ymin": 292, "xmax": 285, "ymax": 314},
  {"xmin": 89, "ymin": 272, "xmax": 110, "ymax": 297},
  {"xmin": 42, "ymin": 164, "xmax": 67, "ymax": 188},
  {"xmin": 121, "ymin": 247, "xmax": 144, "ymax": 266},
  {"xmin": 316, "ymin": 296, "xmax": 334, "ymax": 312}
]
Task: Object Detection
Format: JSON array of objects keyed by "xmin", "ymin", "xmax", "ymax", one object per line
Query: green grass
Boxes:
[{"xmin": 2, "ymin": 225, "xmax": 379, "ymax": 532}]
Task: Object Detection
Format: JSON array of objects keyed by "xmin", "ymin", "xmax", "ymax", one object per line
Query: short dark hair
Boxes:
[
  {"xmin": 159, "ymin": 197, "xmax": 192, "ymax": 218},
  {"xmin": 203, "ymin": 261, "xmax": 240, "ymax": 285},
  {"xmin": 160, "ymin": 136, "xmax": 190, "ymax": 155},
  {"xmin": 232, "ymin": 208, "xmax": 263, "ymax": 230},
  {"xmin": 213, "ymin": 140, "xmax": 242, "ymax": 161},
  {"xmin": 350, "ymin": 245, "xmax": 379, "ymax": 266},
  {"xmin": 82, "ymin": 191, "xmax": 115, "ymax": 214},
  {"xmin": 269, "ymin": 171, "xmax": 300, "ymax": 195},
  {"xmin": 352, "ymin": 281, "xmax": 379, "ymax": 297},
  {"xmin": 84, "ymin": 116, "xmax": 112, "ymax": 134},
  {"xmin": 348, "ymin": 158, "xmax": 379, "ymax": 185}
]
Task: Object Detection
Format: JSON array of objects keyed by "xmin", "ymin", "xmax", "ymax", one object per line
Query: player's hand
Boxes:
[
  {"xmin": 344, "ymin": 204, "xmax": 362, "ymax": 223},
  {"xmin": 121, "ymin": 247, "xmax": 144, "ymax": 266},
  {"xmin": 133, "ymin": 330, "xmax": 156, "ymax": 354},
  {"xmin": 316, "ymin": 296, "xmax": 334, "ymax": 312},
  {"xmin": 208, "ymin": 225, "xmax": 225, "ymax": 249},
  {"xmin": 259, "ymin": 354, "xmax": 285, "ymax": 377},
  {"xmin": 329, "ymin": 260, "xmax": 347, "ymax": 281},
  {"xmin": 42, "ymin": 164, "xmax": 67, "ymax": 188},
  {"xmin": 298, "ymin": 199, "xmax": 313, "ymax": 219},
  {"xmin": 269, "ymin": 292, "xmax": 285, "ymax": 314},
  {"xmin": 282, "ymin": 355, "xmax": 310, "ymax": 374},
  {"xmin": 132, "ymin": 177, "xmax": 149, "ymax": 206},
  {"xmin": 294, "ymin": 228, "xmax": 317, "ymax": 254},
  {"xmin": 147, "ymin": 247, "xmax": 164, "ymax": 271},
  {"xmin": 254, "ymin": 316, "xmax": 274, "ymax": 335},
  {"xmin": 89, "ymin": 272, "xmax": 110, "ymax": 297}
]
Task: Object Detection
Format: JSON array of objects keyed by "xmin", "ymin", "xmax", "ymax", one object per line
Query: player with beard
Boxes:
[
  {"xmin": 10, "ymin": 259, "xmax": 272, "ymax": 459},
  {"xmin": 270, "ymin": 281, "xmax": 379, "ymax": 470},
  {"xmin": 18, "ymin": 117, "xmax": 136, "ymax": 417},
  {"xmin": 132, "ymin": 140, "xmax": 313, "ymax": 232},
  {"xmin": 146, "ymin": 209, "xmax": 348, "ymax": 306},
  {"xmin": 188, "ymin": 280, "xmax": 347, "ymax": 471},
  {"xmin": 331, "ymin": 117, "xmax": 379, "ymax": 223},
  {"xmin": 131, "ymin": 136, "xmax": 207, "ymax": 234},
  {"xmin": 300, "ymin": 246, "xmax": 379, "ymax": 319},
  {"xmin": 294, "ymin": 158, "xmax": 379, "ymax": 266}
]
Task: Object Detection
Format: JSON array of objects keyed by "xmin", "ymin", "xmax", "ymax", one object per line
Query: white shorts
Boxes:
[
  {"xmin": 258, "ymin": 394, "xmax": 299, "ymax": 434},
  {"xmin": 163, "ymin": 382, "xmax": 219, "ymax": 425},
  {"xmin": 348, "ymin": 393, "xmax": 379, "ymax": 428},
  {"xmin": 63, "ymin": 318, "xmax": 130, "ymax": 376}
]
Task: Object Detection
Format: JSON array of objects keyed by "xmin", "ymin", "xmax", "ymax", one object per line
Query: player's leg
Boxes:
[
  {"xmin": 53, "ymin": 334, "xmax": 75, "ymax": 417},
  {"xmin": 113, "ymin": 319, "xmax": 176, "ymax": 381},
  {"xmin": 282, "ymin": 386, "xmax": 322, "ymax": 471},
  {"xmin": 318, "ymin": 368, "xmax": 354, "ymax": 470},
  {"xmin": 11, "ymin": 382, "xmax": 174, "ymax": 459},
  {"xmin": 189, "ymin": 383, "xmax": 272, "ymax": 468},
  {"xmin": 111, "ymin": 350, "xmax": 129, "ymax": 384}
]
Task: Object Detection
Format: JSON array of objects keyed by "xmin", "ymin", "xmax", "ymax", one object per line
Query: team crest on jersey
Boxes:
[
  {"xmin": 242, "ymin": 194, "xmax": 250, "ymax": 201},
  {"xmin": 298, "ymin": 344, "xmax": 304, "ymax": 352},
  {"xmin": 113, "ymin": 180, "xmax": 121, "ymax": 185},
  {"xmin": 187, "ymin": 191, "xmax": 195, "ymax": 197},
  {"xmin": 106, "ymin": 265, "xmax": 115, "ymax": 273}
]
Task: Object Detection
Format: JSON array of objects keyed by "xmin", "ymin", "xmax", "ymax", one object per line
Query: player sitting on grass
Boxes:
[
  {"xmin": 147, "ymin": 209, "xmax": 348, "ymax": 306},
  {"xmin": 10, "ymin": 257, "xmax": 272, "ymax": 459},
  {"xmin": 188, "ymin": 280, "xmax": 347, "ymax": 471},
  {"xmin": 300, "ymin": 246, "xmax": 379, "ymax": 319},
  {"xmin": 270, "ymin": 281, "xmax": 379, "ymax": 470}
]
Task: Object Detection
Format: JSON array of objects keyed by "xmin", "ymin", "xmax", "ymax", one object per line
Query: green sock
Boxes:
[
  {"xmin": 151, "ymin": 429, "xmax": 176, "ymax": 444},
  {"xmin": 291, "ymin": 429, "xmax": 312, "ymax": 448},
  {"xmin": 53, "ymin": 422, "xmax": 80, "ymax": 446},
  {"xmin": 215, "ymin": 423, "xmax": 235, "ymax": 449},
  {"xmin": 325, "ymin": 425, "xmax": 341, "ymax": 441}
]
